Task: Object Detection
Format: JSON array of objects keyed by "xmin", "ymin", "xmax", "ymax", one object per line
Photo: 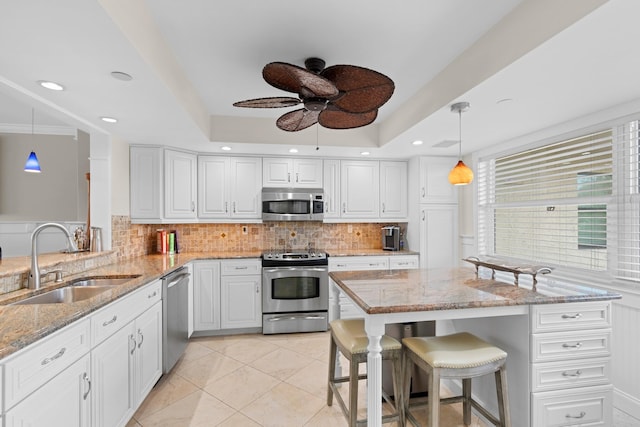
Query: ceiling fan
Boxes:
[{"xmin": 233, "ymin": 58, "xmax": 394, "ymax": 132}]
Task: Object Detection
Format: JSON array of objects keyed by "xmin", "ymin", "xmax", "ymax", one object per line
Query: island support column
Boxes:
[{"xmin": 364, "ymin": 316, "xmax": 386, "ymax": 427}]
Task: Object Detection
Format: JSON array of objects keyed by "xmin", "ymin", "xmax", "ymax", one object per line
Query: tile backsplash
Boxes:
[{"xmin": 112, "ymin": 215, "xmax": 405, "ymax": 258}]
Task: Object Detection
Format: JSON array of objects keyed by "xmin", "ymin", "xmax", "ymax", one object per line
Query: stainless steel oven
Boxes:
[{"xmin": 262, "ymin": 252, "xmax": 328, "ymax": 334}]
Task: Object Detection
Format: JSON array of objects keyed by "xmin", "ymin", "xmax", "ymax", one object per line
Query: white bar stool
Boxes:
[
  {"xmin": 327, "ymin": 318, "xmax": 404, "ymax": 426},
  {"xmin": 402, "ymin": 332, "xmax": 511, "ymax": 427}
]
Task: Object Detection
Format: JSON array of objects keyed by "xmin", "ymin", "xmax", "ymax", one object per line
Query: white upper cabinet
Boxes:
[
  {"xmin": 418, "ymin": 157, "xmax": 458, "ymax": 204},
  {"xmin": 198, "ymin": 156, "xmax": 262, "ymax": 220},
  {"xmin": 263, "ymin": 157, "xmax": 323, "ymax": 188},
  {"xmin": 322, "ymin": 159, "xmax": 341, "ymax": 219},
  {"xmin": 164, "ymin": 149, "xmax": 197, "ymax": 220},
  {"xmin": 380, "ymin": 161, "xmax": 407, "ymax": 219},
  {"xmin": 340, "ymin": 160, "xmax": 380, "ymax": 219},
  {"xmin": 130, "ymin": 146, "xmax": 163, "ymax": 221}
]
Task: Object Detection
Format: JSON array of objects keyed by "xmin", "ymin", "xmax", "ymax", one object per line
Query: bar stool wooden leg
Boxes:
[
  {"xmin": 495, "ymin": 366, "xmax": 511, "ymax": 427},
  {"xmin": 427, "ymin": 368, "xmax": 440, "ymax": 427},
  {"xmin": 349, "ymin": 355, "xmax": 359, "ymax": 427},
  {"xmin": 327, "ymin": 333, "xmax": 337, "ymax": 406},
  {"xmin": 463, "ymin": 378, "xmax": 472, "ymax": 425}
]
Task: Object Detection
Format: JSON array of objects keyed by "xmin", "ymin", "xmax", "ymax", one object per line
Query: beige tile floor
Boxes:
[{"xmin": 125, "ymin": 331, "xmax": 490, "ymax": 427}]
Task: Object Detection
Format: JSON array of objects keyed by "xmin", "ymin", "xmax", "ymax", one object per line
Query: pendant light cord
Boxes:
[{"xmin": 458, "ymin": 109, "xmax": 462, "ymax": 160}]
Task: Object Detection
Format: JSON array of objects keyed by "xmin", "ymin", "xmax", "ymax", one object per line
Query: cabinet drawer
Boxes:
[
  {"xmin": 531, "ymin": 329, "xmax": 611, "ymax": 363},
  {"xmin": 531, "ymin": 301, "xmax": 611, "ymax": 333},
  {"xmin": 329, "ymin": 256, "xmax": 389, "ymax": 271},
  {"xmin": 532, "ymin": 384, "xmax": 612, "ymax": 426},
  {"xmin": 532, "ymin": 357, "xmax": 611, "ymax": 392},
  {"xmin": 3, "ymin": 318, "xmax": 91, "ymax": 410},
  {"xmin": 92, "ymin": 280, "xmax": 161, "ymax": 346},
  {"xmin": 221, "ymin": 259, "xmax": 261, "ymax": 276},
  {"xmin": 389, "ymin": 256, "xmax": 419, "ymax": 269}
]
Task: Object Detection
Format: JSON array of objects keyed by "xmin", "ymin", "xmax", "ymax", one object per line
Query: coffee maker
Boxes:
[{"xmin": 382, "ymin": 226, "xmax": 401, "ymax": 251}]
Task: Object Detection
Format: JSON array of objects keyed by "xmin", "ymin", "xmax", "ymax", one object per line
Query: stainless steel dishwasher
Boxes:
[{"xmin": 162, "ymin": 266, "xmax": 190, "ymax": 373}]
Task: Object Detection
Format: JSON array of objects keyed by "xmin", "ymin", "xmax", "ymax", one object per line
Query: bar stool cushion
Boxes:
[
  {"xmin": 403, "ymin": 332, "xmax": 507, "ymax": 369},
  {"xmin": 330, "ymin": 319, "xmax": 401, "ymax": 355}
]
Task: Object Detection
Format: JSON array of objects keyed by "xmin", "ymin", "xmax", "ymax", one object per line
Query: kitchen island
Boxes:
[{"xmin": 329, "ymin": 267, "xmax": 621, "ymax": 427}]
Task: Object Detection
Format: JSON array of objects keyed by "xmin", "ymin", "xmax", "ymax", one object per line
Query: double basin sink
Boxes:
[{"xmin": 12, "ymin": 275, "xmax": 141, "ymax": 305}]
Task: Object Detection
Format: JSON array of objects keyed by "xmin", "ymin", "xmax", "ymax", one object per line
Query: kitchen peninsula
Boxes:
[{"xmin": 329, "ymin": 267, "xmax": 621, "ymax": 427}]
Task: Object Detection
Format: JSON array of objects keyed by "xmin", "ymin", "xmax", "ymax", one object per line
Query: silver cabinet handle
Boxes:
[
  {"xmin": 422, "ymin": 210, "xmax": 425, "ymax": 221},
  {"xmin": 296, "ymin": 172, "xmax": 299, "ymax": 183},
  {"xmin": 82, "ymin": 372, "xmax": 91, "ymax": 400},
  {"xmin": 225, "ymin": 202, "xmax": 228, "ymax": 213},
  {"xmin": 336, "ymin": 264, "xmax": 346, "ymax": 268},
  {"xmin": 562, "ymin": 370, "xmax": 582, "ymax": 377},
  {"xmin": 382, "ymin": 203, "xmax": 386, "ymax": 213},
  {"xmin": 561, "ymin": 313, "xmax": 582, "ymax": 319},
  {"xmin": 233, "ymin": 202, "xmax": 236, "ymax": 213},
  {"xmin": 129, "ymin": 334, "xmax": 137, "ymax": 355},
  {"xmin": 148, "ymin": 290, "xmax": 157, "ymax": 299},
  {"xmin": 422, "ymin": 187, "xmax": 425, "ymax": 197},
  {"xmin": 102, "ymin": 315, "xmax": 117, "ymax": 327},
  {"xmin": 287, "ymin": 172, "xmax": 291, "ymax": 182},
  {"xmin": 41, "ymin": 347, "xmax": 66, "ymax": 365},
  {"xmin": 255, "ymin": 284, "xmax": 260, "ymax": 294},
  {"xmin": 565, "ymin": 411, "xmax": 586, "ymax": 419},
  {"xmin": 191, "ymin": 201, "xmax": 195, "ymax": 212},
  {"xmin": 342, "ymin": 203, "xmax": 346, "ymax": 213},
  {"xmin": 137, "ymin": 329, "xmax": 144, "ymax": 349},
  {"xmin": 234, "ymin": 266, "xmax": 248, "ymax": 270},
  {"xmin": 562, "ymin": 342, "xmax": 582, "ymax": 349}
]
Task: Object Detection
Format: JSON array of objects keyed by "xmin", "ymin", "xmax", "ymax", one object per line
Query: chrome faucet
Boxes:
[{"xmin": 29, "ymin": 223, "xmax": 78, "ymax": 290}]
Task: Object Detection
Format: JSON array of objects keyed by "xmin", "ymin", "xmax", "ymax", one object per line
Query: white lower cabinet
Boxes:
[
  {"xmin": 5, "ymin": 354, "xmax": 92, "ymax": 427},
  {"xmin": 530, "ymin": 302, "xmax": 613, "ymax": 426},
  {"xmin": 328, "ymin": 255, "xmax": 419, "ymax": 320},
  {"xmin": 193, "ymin": 259, "xmax": 262, "ymax": 333}
]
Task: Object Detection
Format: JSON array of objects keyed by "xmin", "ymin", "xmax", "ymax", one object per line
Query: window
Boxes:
[{"xmin": 478, "ymin": 119, "xmax": 640, "ymax": 282}]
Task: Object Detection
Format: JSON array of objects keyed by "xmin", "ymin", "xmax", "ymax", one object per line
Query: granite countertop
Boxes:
[
  {"xmin": 0, "ymin": 251, "xmax": 261, "ymax": 360},
  {"xmin": 326, "ymin": 249, "xmax": 419, "ymax": 257},
  {"xmin": 330, "ymin": 267, "xmax": 622, "ymax": 315}
]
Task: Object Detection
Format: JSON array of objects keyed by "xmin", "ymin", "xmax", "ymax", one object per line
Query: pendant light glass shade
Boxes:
[
  {"xmin": 24, "ymin": 151, "xmax": 41, "ymax": 173},
  {"xmin": 449, "ymin": 101, "xmax": 473, "ymax": 185}
]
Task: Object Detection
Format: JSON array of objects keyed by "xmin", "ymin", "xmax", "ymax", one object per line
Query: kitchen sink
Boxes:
[
  {"xmin": 70, "ymin": 275, "xmax": 141, "ymax": 287},
  {"xmin": 12, "ymin": 286, "xmax": 113, "ymax": 305}
]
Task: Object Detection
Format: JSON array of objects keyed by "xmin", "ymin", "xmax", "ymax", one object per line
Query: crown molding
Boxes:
[{"xmin": 0, "ymin": 123, "xmax": 77, "ymax": 136}]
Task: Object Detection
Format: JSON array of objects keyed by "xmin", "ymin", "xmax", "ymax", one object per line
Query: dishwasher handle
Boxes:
[{"xmin": 165, "ymin": 271, "xmax": 190, "ymax": 289}]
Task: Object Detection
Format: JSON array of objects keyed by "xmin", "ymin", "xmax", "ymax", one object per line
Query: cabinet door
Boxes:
[
  {"xmin": 420, "ymin": 204, "xmax": 458, "ymax": 269},
  {"xmin": 262, "ymin": 158, "xmax": 293, "ymax": 187},
  {"xmin": 340, "ymin": 160, "xmax": 379, "ymax": 218},
  {"xmin": 231, "ymin": 157, "xmax": 262, "ymax": 218},
  {"xmin": 293, "ymin": 158, "xmax": 323, "ymax": 188},
  {"xmin": 91, "ymin": 323, "xmax": 135, "ymax": 427},
  {"xmin": 322, "ymin": 159, "xmax": 341, "ymax": 219},
  {"xmin": 134, "ymin": 302, "xmax": 162, "ymax": 407},
  {"xmin": 420, "ymin": 157, "xmax": 458, "ymax": 204},
  {"xmin": 5, "ymin": 354, "xmax": 91, "ymax": 427},
  {"xmin": 130, "ymin": 146, "xmax": 162, "ymax": 220},
  {"xmin": 220, "ymin": 275, "xmax": 262, "ymax": 329},
  {"xmin": 193, "ymin": 261, "xmax": 221, "ymax": 331},
  {"xmin": 380, "ymin": 161, "xmax": 407, "ymax": 219},
  {"xmin": 165, "ymin": 149, "xmax": 197, "ymax": 219},
  {"xmin": 198, "ymin": 156, "xmax": 230, "ymax": 218}
]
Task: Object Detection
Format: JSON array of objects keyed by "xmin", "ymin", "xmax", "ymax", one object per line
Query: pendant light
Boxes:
[
  {"xmin": 448, "ymin": 101, "xmax": 473, "ymax": 185},
  {"xmin": 24, "ymin": 109, "xmax": 41, "ymax": 173}
]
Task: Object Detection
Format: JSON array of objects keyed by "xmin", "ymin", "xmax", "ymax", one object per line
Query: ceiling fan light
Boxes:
[{"xmin": 448, "ymin": 160, "xmax": 473, "ymax": 185}]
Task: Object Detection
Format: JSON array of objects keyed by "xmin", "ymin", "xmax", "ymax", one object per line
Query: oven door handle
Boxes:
[
  {"xmin": 262, "ymin": 267, "xmax": 327, "ymax": 274},
  {"xmin": 266, "ymin": 314, "xmax": 327, "ymax": 322}
]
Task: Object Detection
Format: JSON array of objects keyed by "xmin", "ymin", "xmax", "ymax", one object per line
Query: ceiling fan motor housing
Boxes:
[{"xmin": 304, "ymin": 57, "xmax": 326, "ymax": 74}]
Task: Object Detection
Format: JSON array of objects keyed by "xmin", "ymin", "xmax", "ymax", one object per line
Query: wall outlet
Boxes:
[{"xmin": 242, "ymin": 226, "xmax": 248, "ymax": 235}]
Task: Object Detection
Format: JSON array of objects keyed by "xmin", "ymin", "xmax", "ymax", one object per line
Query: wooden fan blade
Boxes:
[
  {"xmin": 321, "ymin": 65, "xmax": 394, "ymax": 113},
  {"xmin": 233, "ymin": 97, "xmax": 301, "ymax": 108},
  {"xmin": 318, "ymin": 109, "xmax": 378, "ymax": 130},
  {"xmin": 263, "ymin": 62, "xmax": 339, "ymax": 98},
  {"xmin": 276, "ymin": 109, "xmax": 320, "ymax": 132}
]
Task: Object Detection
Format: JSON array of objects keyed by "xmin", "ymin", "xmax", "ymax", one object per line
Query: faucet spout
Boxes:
[{"xmin": 29, "ymin": 223, "xmax": 78, "ymax": 290}]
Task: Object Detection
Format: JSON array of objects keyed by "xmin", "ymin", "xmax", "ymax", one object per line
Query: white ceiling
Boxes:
[{"xmin": 0, "ymin": 0, "xmax": 637, "ymax": 159}]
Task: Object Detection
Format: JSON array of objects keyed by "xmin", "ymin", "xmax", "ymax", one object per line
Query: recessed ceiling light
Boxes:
[
  {"xmin": 110, "ymin": 71, "xmax": 133, "ymax": 81},
  {"xmin": 289, "ymin": 148, "xmax": 298, "ymax": 153},
  {"xmin": 412, "ymin": 140, "xmax": 423, "ymax": 146},
  {"xmin": 221, "ymin": 146, "xmax": 231, "ymax": 151},
  {"xmin": 496, "ymin": 98, "xmax": 513, "ymax": 105},
  {"xmin": 100, "ymin": 116, "xmax": 118, "ymax": 123},
  {"xmin": 37, "ymin": 80, "xmax": 65, "ymax": 91},
  {"xmin": 360, "ymin": 151, "xmax": 370, "ymax": 156}
]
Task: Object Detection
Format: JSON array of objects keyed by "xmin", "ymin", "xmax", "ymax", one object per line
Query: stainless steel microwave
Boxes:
[{"xmin": 261, "ymin": 188, "xmax": 324, "ymax": 221}]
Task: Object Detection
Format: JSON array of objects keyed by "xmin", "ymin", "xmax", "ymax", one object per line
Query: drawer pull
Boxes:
[
  {"xmin": 562, "ymin": 369, "xmax": 582, "ymax": 377},
  {"xmin": 102, "ymin": 315, "xmax": 118, "ymax": 327},
  {"xmin": 41, "ymin": 347, "xmax": 66, "ymax": 365},
  {"xmin": 561, "ymin": 313, "xmax": 582, "ymax": 319},
  {"xmin": 565, "ymin": 411, "xmax": 586, "ymax": 419},
  {"xmin": 562, "ymin": 342, "xmax": 583, "ymax": 349},
  {"xmin": 234, "ymin": 266, "xmax": 248, "ymax": 270},
  {"xmin": 148, "ymin": 291, "xmax": 157, "ymax": 298},
  {"xmin": 82, "ymin": 372, "xmax": 92, "ymax": 400},
  {"xmin": 337, "ymin": 264, "xmax": 346, "ymax": 268}
]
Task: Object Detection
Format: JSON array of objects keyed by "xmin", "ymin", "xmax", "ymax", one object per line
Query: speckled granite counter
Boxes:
[
  {"xmin": 330, "ymin": 267, "xmax": 621, "ymax": 314},
  {"xmin": 325, "ymin": 249, "xmax": 418, "ymax": 257},
  {"xmin": 0, "ymin": 251, "xmax": 261, "ymax": 360}
]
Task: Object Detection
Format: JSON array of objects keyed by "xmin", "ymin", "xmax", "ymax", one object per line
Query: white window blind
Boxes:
[{"xmin": 478, "ymin": 119, "xmax": 640, "ymax": 283}]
